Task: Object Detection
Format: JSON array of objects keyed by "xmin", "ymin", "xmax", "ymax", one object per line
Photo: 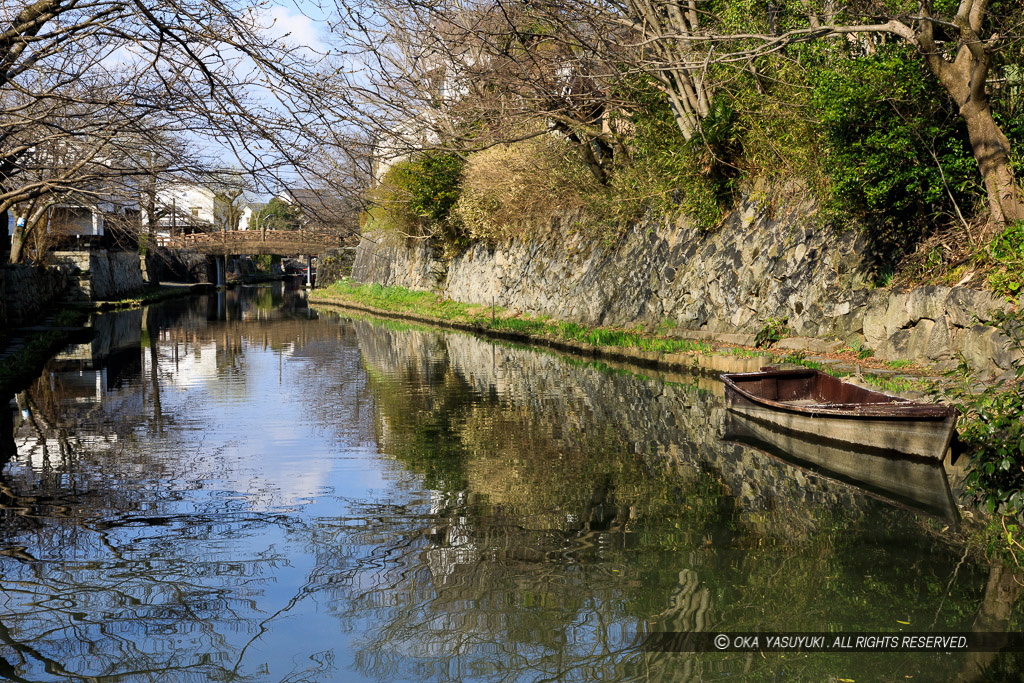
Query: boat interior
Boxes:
[{"xmin": 729, "ymin": 369, "xmax": 904, "ymax": 408}]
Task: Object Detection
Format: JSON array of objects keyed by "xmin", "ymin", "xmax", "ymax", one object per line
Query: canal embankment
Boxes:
[
  {"xmin": 310, "ymin": 280, "xmax": 952, "ymax": 398},
  {"xmin": 349, "ymin": 186, "xmax": 1021, "ymax": 381}
]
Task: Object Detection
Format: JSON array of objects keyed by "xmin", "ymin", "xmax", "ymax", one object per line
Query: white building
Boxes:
[
  {"xmin": 155, "ymin": 182, "xmax": 217, "ymax": 226},
  {"xmin": 238, "ymin": 201, "xmax": 266, "ymax": 231}
]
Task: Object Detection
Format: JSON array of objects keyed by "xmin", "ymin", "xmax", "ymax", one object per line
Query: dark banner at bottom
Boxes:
[{"xmin": 644, "ymin": 632, "xmax": 1024, "ymax": 653}]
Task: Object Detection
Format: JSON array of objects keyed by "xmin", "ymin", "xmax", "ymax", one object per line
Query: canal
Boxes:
[{"xmin": 1, "ymin": 281, "xmax": 1020, "ymax": 681}]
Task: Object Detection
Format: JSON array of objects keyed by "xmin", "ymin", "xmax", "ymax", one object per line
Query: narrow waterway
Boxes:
[{"xmin": 0, "ymin": 282, "xmax": 1019, "ymax": 682}]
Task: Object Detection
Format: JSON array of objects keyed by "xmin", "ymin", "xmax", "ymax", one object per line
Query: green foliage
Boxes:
[
  {"xmin": 943, "ymin": 315, "xmax": 1024, "ymax": 521},
  {"xmin": 988, "ymin": 221, "xmax": 1024, "ymax": 300},
  {"xmin": 254, "ymin": 254, "xmax": 275, "ymax": 273},
  {"xmin": 599, "ymin": 76, "xmax": 740, "ymax": 230},
  {"xmin": 859, "ymin": 372, "xmax": 926, "ymax": 394},
  {"xmin": 253, "ymin": 198, "xmax": 301, "ymax": 231},
  {"xmin": 755, "ymin": 316, "xmax": 789, "ymax": 348},
  {"xmin": 844, "ymin": 338, "xmax": 875, "ymax": 359},
  {"xmin": 405, "ymin": 152, "xmax": 465, "ymax": 226},
  {"xmin": 810, "ymin": 46, "xmax": 980, "ymax": 260},
  {"xmin": 365, "ymin": 153, "xmax": 466, "ymax": 251},
  {"xmin": 363, "ymin": 162, "xmax": 419, "ymax": 236}
]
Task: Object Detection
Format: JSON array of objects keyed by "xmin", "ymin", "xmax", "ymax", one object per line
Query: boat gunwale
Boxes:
[{"xmin": 720, "ymin": 369, "xmax": 956, "ymax": 421}]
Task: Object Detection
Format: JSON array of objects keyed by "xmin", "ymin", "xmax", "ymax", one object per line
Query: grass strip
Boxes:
[
  {"xmin": 312, "ymin": 280, "xmax": 949, "ymax": 397},
  {"xmin": 311, "ymin": 280, "xmax": 713, "ymax": 357}
]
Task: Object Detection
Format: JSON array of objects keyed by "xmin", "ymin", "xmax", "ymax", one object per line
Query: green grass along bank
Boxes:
[{"xmin": 309, "ymin": 280, "xmax": 946, "ymax": 397}]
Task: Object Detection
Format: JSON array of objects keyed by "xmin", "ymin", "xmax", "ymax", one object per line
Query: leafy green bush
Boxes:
[
  {"xmin": 599, "ymin": 76, "xmax": 740, "ymax": 231},
  {"xmin": 755, "ymin": 316, "xmax": 789, "ymax": 348},
  {"xmin": 253, "ymin": 198, "xmax": 302, "ymax": 231},
  {"xmin": 364, "ymin": 152, "xmax": 465, "ymax": 245},
  {"xmin": 810, "ymin": 46, "xmax": 980, "ymax": 261},
  {"xmin": 945, "ymin": 315, "xmax": 1024, "ymax": 518},
  {"xmin": 988, "ymin": 221, "xmax": 1024, "ymax": 300}
]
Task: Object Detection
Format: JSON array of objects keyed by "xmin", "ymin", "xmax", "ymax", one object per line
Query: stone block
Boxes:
[
  {"xmin": 773, "ymin": 337, "xmax": 844, "ymax": 354},
  {"xmin": 904, "ymin": 319, "xmax": 935, "ymax": 361},
  {"xmin": 883, "ymin": 291, "xmax": 911, "ymax": 337},
  {"xmin": 717, "ymin": 332, "xmax": 757, "ymax": 346},
  {"xmin": 878, "ymin": 328, "xmax": 912, "ymax": 360},
  {"xmin": 945, "ymin": 287, "xmax": 1010, "ymax": 328},
  {"xmin": 924, "ymin": 316, "xmax": 953, "ymax": 362},
  {"xmin": 862, "ymin": 299, "xmax": 888, "ymax": 349},
  {"xmin": 905, "ymin": 285, "xmax": 950, "ymax": 322},
  {"xmin": 955, "ymin": 325, "xmax": 993, "ymax": 374}
]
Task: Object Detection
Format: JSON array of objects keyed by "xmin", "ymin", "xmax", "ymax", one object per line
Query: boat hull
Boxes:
[{"xmin": 722, "ymin": 370, "xmax": 957, "ymax": 460}]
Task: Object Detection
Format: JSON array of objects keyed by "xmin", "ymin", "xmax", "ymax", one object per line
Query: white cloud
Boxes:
[{"xmin": 264, "ymin": 4, "xmax": 329, "ymax": 56}]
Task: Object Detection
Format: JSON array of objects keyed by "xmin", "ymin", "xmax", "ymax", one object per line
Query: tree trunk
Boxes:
[
  {"xmin": 915, "ymin": 10, "xmax": 1024, "ymax": 226},
  {"xmin": 9, "ymin": 204, "xmax": 50, "ymax": 263},
  {"xmin": 961, "ymin": 102, "xmax": 1024, "ymax": 224},
  {"xmin": 10, "ymin": 224, "xmax": 26, "ymax": 263}
]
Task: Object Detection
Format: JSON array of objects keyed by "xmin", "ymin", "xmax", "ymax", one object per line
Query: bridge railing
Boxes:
[{"xmin": 161, "ymin": 229, "xmax": 352, "ymax": 254}]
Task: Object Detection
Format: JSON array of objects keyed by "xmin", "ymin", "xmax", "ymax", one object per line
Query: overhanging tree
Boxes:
[
  {"xmin": 597, "ymin": 0, "xmax": 1023, "ymax": 224},
  {"xmin": 0, "ymin": 0, "xmax": 350, "ymax": 263}
]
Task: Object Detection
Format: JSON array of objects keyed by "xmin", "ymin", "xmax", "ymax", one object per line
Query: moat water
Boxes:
[{"xmin": 0, "ymin": 281, "xmax": 1019, "ymax": 681}]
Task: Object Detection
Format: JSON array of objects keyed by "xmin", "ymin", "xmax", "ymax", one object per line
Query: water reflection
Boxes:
[
  {"xmin": 722, "ymin": 411, "xmax": 961, "ymax": 524},
  {"xmin": 0, "ymin": 289, "xmax": 1020, "ymax": 681}
]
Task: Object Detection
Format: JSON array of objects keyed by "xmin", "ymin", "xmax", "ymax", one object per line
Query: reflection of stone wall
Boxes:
[
  {"xmin": 52, "ymin": 249, "xmax": 144, "ymax": 300},
  {"xmin": 354, "ymin": 320, "xmax": 878, "ymax": 523},
  {"xmin": 351, "ymin": 191, "xmax": 1019, "ymax": 376},
  {"xmin": 149, "ymin": 247, "xmax": 215, "ymax": 284},
  {"xmin": 2, "ymin": 264, "xmax": 71, "ymax": 325}
]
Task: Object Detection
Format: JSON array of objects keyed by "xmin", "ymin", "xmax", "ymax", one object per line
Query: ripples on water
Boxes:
[{"xmin": 0, "ymin": 282, "xmax": 1020, "ymax": 682}]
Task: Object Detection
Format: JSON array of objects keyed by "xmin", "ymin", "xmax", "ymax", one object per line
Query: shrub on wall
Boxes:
[
  {"xmin": 364, "ymin": 152, "xmax": 466, "ymax": 245},
  {"xmin": 453, "ymin": 135, "xmax": 598, "ymax": 241},
  {"xmin": 809, "ymin": 46, "xmax": 980, "ymax": 261},
  {"xmin": 988, "ymin": 221, "xmax": 1024, "ymax": 300},
  {"xmin": 598, "ymin": 76, "xmax": 741, "ymax": 231}
]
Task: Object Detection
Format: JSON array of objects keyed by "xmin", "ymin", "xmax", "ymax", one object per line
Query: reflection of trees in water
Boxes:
[
  {"xmin": 2, "ymin": 366, "xmax": 336, "ymax": 680},
  {"xmin": 0, "ymin": 305, "xmax": 1021, "ymax": 681},
  {"xmin": 0, "ymin": 509, "xmax": 328, "ymax": 681},
  {"xmin": 346, "ymin": 320, "xmax": 1024, "ymax": 682},
  {"xmin": 345, "ymin": 324, "xmax": 745, "ymax": 680},
  {"xmin": 0, "ymin": 288, "xmax": 357, "ymax": 682}
]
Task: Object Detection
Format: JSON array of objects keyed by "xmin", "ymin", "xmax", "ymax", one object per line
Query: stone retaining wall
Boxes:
[
  {"xmin": 351, "ymin": 189, "xmax": 1020, "ymax": 377},
  {"xmin": 52, "ymin": 249, "xmax": 144, "ymax": 301},
  {"xmin": 1, "ymin": 264, "xmax": 71, "ymax": 326}
]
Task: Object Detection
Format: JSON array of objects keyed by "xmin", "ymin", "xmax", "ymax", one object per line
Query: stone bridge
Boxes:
[{"xmin": 165, "ymin": 230, "xmax": 353, "ymax": 256}]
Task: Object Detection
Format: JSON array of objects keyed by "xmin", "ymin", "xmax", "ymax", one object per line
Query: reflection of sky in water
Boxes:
[
  {"xmin": 150, "ymin": 339, "xmax": 389, "ymax": 510},
  {"xmin": 2, "ymin": 300, "xmax": 417, "ymax": 681},
  {"xmin": 0, "ymin": 290, "xmax": 1020, "ymax": 682}
]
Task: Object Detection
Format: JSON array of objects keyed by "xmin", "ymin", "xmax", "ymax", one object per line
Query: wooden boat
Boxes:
[
  {"xmin": 722, "ymin": 411, "xmax": 960, "ymax": 524},
  {"xmin": 720, "ymin": 368, "xmax": 957, "ymax": 460}
]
